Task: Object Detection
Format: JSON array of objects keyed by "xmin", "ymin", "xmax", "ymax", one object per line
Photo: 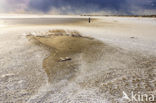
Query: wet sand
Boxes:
[{"xmin": 27, "ymin": 30, "xmax": 105, "ymax": 82}]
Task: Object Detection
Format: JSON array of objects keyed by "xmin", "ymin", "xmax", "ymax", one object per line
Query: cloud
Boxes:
[
  {"xmin": 27, "ymin": 0, "xmax": 156, "ymax": 15},
  {"xmin": 125, "ymin": 0, "xmax": 156, "ymax": 15},
  {"xmin": 0, "ymin": 0, "xmax": 29, "ymax": 13},
  {"xmin": 0, "ymin": 0, "xmax": 156, "ymax": 15},
  {"xmin": 28, "ymin": 0, "xmax": 127, "ymax": 14}
]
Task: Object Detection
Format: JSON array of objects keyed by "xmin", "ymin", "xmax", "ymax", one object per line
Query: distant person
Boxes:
[{"xmin": 89, "ymin": 17, "xmax": 91, "ymax": 23}]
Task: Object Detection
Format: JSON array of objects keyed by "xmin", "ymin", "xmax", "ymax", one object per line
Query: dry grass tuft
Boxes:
[
  {"xmin": 48, "ymin": 29, "xmax": 66, "ymax": 36},
  {"xmin": 47, "ymin": 29, "xmax": 82, "ymax": 37},
  {"xmin": 27, "ymin": 29, "xmax": 83, "ymax": 38}
]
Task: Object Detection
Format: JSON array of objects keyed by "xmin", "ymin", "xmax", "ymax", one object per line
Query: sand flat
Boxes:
[{"xmin": 0, "ymin": 16, "xmax": 156, "ymax": 103}]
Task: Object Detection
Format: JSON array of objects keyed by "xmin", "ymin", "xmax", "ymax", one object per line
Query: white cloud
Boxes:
[{"xmin": 0, "ymin": 0, "xmax": 29, "ymax": 13}]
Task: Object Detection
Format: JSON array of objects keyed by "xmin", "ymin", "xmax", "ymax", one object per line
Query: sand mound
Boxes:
[{"xmin": 27, "ymin": 29, "xmax": 105, "ymax": 82}]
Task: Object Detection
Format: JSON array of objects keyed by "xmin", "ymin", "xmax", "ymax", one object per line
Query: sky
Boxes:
[{"xmin": 0, "ymin": 0, "xmax": 156, "ymax": 15}]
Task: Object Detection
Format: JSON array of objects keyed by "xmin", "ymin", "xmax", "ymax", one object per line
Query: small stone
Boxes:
[
  {"xmin": 1, "ymin": 73, "xmax": 15, "ymax": 78},
  {"xmin": 130, "ymin": 37, "xmax": 135, "ymax": 39}
]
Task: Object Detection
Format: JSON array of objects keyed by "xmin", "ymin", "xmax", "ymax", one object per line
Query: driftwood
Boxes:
[{"xmin": 58, "ymin": 57, "xmax": 72, "ymax": 62}]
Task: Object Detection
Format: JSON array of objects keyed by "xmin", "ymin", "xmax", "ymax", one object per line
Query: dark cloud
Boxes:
[
  {"xmin": 144, "ymin": 1, "xmax": 156, "ymax": 9},
  {"xmin": 27, "ymin": 0, "xmax": 156, "ymax": 15},
  {"xmin": 28, "ymin": 0, "xmax": 127, "ymax": 14},
  {"xmin": 0, "ymin": 0, "xmax": 156, "ymax": 15}
]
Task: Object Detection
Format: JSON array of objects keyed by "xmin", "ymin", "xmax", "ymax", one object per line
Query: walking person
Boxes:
[{"xmin": 89, "ymin": 17, "xmax": 91, "ymax": 23}]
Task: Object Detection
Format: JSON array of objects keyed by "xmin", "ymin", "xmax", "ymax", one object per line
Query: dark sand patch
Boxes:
[{"xmin": 27, "ymin": 30, "xmax": 105, "ymax": 82}]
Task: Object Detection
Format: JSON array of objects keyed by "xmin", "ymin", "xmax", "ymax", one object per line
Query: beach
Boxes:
[{"xmin": 0, "ymin": 16, "xmax": 156, "ymax": 103}]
